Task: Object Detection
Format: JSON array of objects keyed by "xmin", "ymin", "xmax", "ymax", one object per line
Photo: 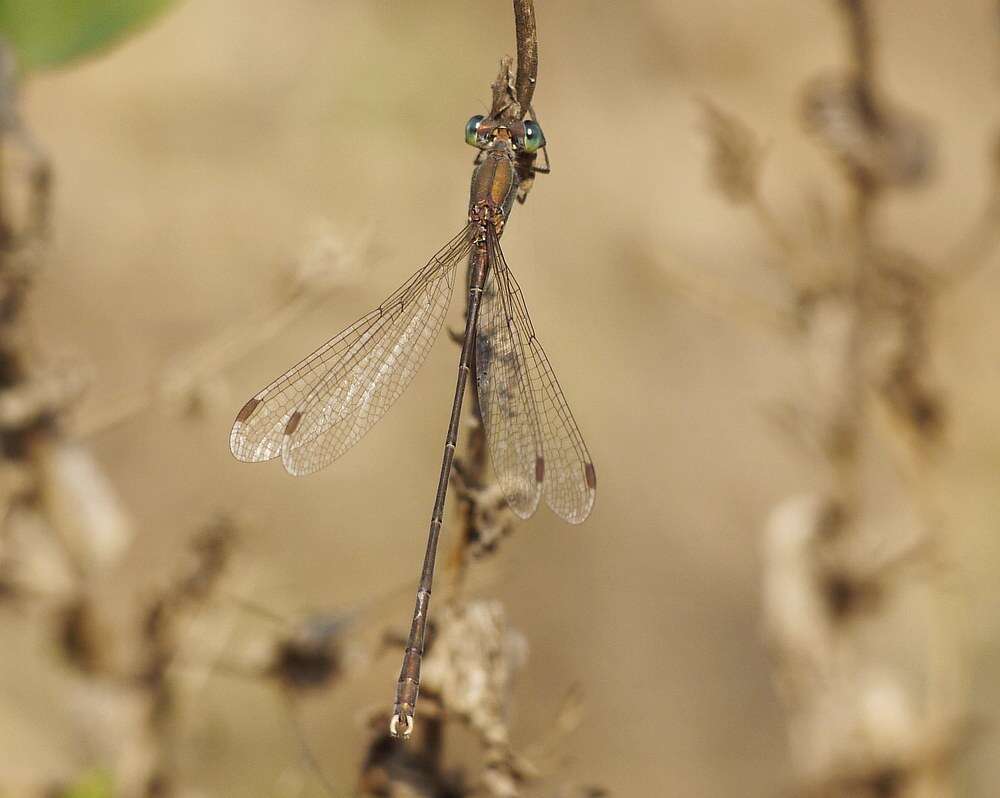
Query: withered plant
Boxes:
[{"xmin": 691, "ymin": 1, "xmax": 995, "ymax": 795}]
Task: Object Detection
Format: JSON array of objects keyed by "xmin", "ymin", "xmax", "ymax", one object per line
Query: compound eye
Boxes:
[
  {"xmin": 465, "ymin": 115, "xmax": 485, "ymax": 146},
  {"xmin": 522, "ymin": 119, "xmax": 546, "ymax": 153}
]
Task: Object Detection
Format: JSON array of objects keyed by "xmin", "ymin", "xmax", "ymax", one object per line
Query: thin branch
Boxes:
[
  {"xmin": 824, "ymin": 0, "xmax": 881, "ymax": 504},
  {"xmin": 74, "ymin": 226, "xmax": 371, "ymax": 438},
  {"xmin": 839, "ymin": 0, "xmax": 880, "ymax": 130},
  {"xmin": 453, "ymin": 0, "xmax": 537, "ymax": 577},
  {"xmin": 656, "ymin": 253, "xmax": 796, "ymax": 335},
  {"xmin": 512, "ymin": 0, "xmax": 538, "ymax": 117}
]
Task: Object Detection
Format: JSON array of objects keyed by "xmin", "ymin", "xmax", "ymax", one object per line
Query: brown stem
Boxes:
[
  {"xmin": 447, "ymin": 385, "xmax": 488, "ymax": 591},
  {"xmin": 513, "ymin": 0, "xmax": 538, "ymax": 116},
  {"xmin": 839, "ymin": 0, "xmax": 879, "ymax": 129},
  {"xmin": 454, "ymin": 1, "xmax": 537, "ymax": 579},
  {"xmin": 831, "ymin": 0, "xmax": 880, "ymax": 503}
]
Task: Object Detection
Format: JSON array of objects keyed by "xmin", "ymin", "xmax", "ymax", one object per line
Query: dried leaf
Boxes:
[
  {"xmin": 700, "ymin": 100, "xmax": 762, "ymax": 204},
  {"xmin": 38, "ymin": 440, "xmax": 132, "ymax": 571},
  {"xmin": 0, "ymin": 0, "xmax": 178, "ymax": 72}
]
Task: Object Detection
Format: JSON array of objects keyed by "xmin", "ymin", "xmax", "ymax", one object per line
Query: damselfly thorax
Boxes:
[{"xmin": 469, "ymin": 134, "xmax": 518, "ymax": 234}]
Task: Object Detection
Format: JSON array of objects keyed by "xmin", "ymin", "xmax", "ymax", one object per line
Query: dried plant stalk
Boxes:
[{"xmin": 692, "ymin": 1, "xmax": 987, "ymax": 795}]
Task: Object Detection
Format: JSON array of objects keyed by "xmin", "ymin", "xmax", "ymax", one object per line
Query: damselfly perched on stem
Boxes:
[{"xmin": 230, "ymin": 58, "xmax": 595, "ymax": 738}]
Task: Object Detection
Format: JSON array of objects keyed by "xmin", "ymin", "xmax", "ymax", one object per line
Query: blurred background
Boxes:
[{"xmin": 2, "ymin": 0, "xmax": 1000, "ymax": 796}]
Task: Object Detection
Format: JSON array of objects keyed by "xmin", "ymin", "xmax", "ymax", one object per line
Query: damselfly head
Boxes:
[{"xmin": 466, "ymin": 115, "xmax": 546, "ymax": 155}]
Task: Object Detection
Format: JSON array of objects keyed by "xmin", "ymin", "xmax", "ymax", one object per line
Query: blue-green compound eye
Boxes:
[
  {"xmin": 522, "ymin": 119, "xmax": 546, "ymax": 153},
  {"xmin": 465, "ymin": 115, "xmax": 485, "ymax": 146}
]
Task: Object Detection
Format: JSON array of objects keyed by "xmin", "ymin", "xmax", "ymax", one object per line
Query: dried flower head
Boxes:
[
  {"xmin": 421, "ymin": 600, "xmax": 527, "ymax": 748},
  {"xmin": 802, "ymin": 74, "xmax": 932, "ymax": 189}
]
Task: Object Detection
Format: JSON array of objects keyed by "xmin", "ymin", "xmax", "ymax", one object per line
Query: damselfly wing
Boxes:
[{"xmin": 230, "ymin": 226, "xmax": 474, "ymax": 471}]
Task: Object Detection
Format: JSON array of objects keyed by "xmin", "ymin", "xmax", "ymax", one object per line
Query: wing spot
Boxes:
[
  {"xmin": 285, "ymin": 410, "xmax": 303, "ymax": 436},
  {"xmin": 584, "ymin": 462, "xmax": 597, "ymax": 490},
  {"xmin": 535, "ymin": 456, "xmax": 545, "ymax": 483},
  {"xmin": 235, "ymin": 397, "xmax": 261, "ymax": 423}
]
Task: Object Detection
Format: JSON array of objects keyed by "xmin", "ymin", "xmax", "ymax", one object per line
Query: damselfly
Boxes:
[{"xmin": 230, "ymin": 107, "xmax": 596, "ymax": 738}]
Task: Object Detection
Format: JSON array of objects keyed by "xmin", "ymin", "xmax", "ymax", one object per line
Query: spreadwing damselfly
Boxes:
[{"xmin": 230, "ymin": 102, "xmax": 595, "ymax": 739}]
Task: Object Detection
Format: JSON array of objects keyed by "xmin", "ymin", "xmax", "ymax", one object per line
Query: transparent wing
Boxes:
[
  {"xmin": 488, "ymin": 230, "xmax": 596, "ymax": 524},
  {"xmin": 280, "ymin": 227, "xmax": 474, "ymax": 475},
  {"xmin": 475, "ymin": 249, "xmax": 543, "ymax": 519},
  {"xmin": 230, "ymin": 226, "xmax": 474, "ymax": 472}
]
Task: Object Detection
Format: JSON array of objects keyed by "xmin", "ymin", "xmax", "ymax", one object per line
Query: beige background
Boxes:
[{"xmin": 4, "ymin": 0, "xmax": 1000, "ymax": 795}]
